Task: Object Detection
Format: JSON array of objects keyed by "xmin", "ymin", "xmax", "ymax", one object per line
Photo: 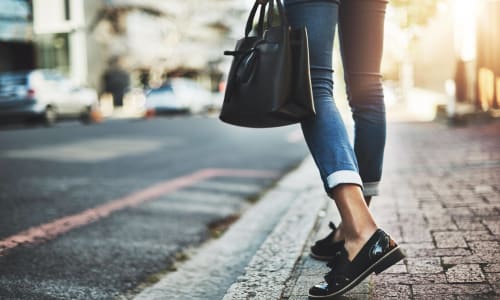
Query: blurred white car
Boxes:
[
  {"xmin": 0, "ymin": 70, "xmax": 99, "ymax": 125},
  {"xmin": 145, "ymin": 78, "xmax": 212, "ymax": 115}
]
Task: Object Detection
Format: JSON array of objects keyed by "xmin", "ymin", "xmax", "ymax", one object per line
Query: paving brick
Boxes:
[
  {"xmin": 445, "ymin": 264, "xmax": 486, "ymax": 283},
  {"xmin": 480, "ymin": 216, "xmax": 500, "ymax": 222},
  {"xmin": 442, "ymin": 254, "xmax": 499, "ymax": 265},
  {"xmin": 348, "ymin": 277, "xmax": 371, "ymax": 294},
  {"xmin": 276, "ymin": 122, "xmax": 500, "ymax": 300},
  {"xmin": 435, "ymin": 189, "xmax": 460, "ymax": 197},
  {"xmin": 385, "ymin": 228, "xmax": 403, "ymax": 242},
  {"xmin": 343, "ymin": 293, "xmax": 370, "ymax": 300},
  {"xmin": 288, "ymin": 275, "xmax": 319, "ymax": 297},
  {"xmin": 455, "ymin": 295, "xmax": 498, "ymax": 300},
  {"xmin": 399, "ymin": 214, "xmax": 426, "ymax": 226},
  {"xmin": 470, "ymin": 205, "xmax": 500, "ymax": 217},
  {"xmin": 406, "ymin": 257, "xmax": 443, "ymax": 274},
  {"xmin": 404, "ymin": 247, "xmax": 471, "ymax": 258},
  {"xmin": 444, "ymin": 207, "xmax": 473, "ymax": 216},
  {"xmin": 483, "ymin": 220, "xmax": 500, "ymax": 236},
  {"xmin": 433, "ymin": 231, "xmax": 468, "ymax": 248},
  {"xmin": 288, "ymin": 275, "xmax": 371, "ymax": 297},
  {"xmin": 484, "ymin": 272, "xmax": 500, "ymax": 285},
  {"xmin": 492, "ymin": 283, "xmax": 500, "ymax": 296},
  {"xmin": 373, "ymin": 273, "xmax": 447, "ymax": 285},
  {"xmin": 474, "ymin": 185, "xmax": 495, "ymax": 194},
  {"xmin": 371, "ymin": 283, "xmax": 411, "ymax": 299},
  {"xmin": 442, "ymin": 196, "xmax": 487, "ymax": 208},
  {"xmin": 413, "ymin": 295, "xmax": 456, "ymax": 300},
  {"xmin": 287, "ymin": 296, "xmax": 309, "ymax": 300},
  {"xmin": 453, "ymin": 217, "xmax": 488, "ymax": 231},
  {"xmin": 483, "ymin": 193, "xmax": 500, "ymax": 204},
  {"xmin": 399, "ymin": 242, "xmax": 436, "ymax": 251},
  {"xmin": 420, "ymin": 202, "xmax": 444, "ymax": 212},
  {"xmin": 412, "ymin": 283, "xmax": 493, "ymax": 296},
  {"xmin": 484, "ymin": 263, "xmax": 500, "ymax": 273},
  {"xmin": 462, "ymin": 230, "xmax": 496, "ymax": 241},
  {"xmin": 468, "ymin": 241, "xmax": 500, "ymax": 255},
  {"xmin": 426, "ymin": 216, "xmax": 458, "ymax": 231},
  {"xmin": 382, "ymin": 262, "xmax": 407, "ymax": 274},
  {"xmin": 401, "ymin": 226, "xmax": 433, "ymax": 243},
  {"xmin": 415, "ymin": 190, "xmax": 437, "ymax": 198}
]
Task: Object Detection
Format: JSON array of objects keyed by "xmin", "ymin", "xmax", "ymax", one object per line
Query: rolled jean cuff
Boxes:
[
  {"xmin": 363, "ymin": 181, "xmax": 380, "ymax": 197},
  {"xmin": 326, "ymin": 170, "xmax": 363, "ymax": 190}
]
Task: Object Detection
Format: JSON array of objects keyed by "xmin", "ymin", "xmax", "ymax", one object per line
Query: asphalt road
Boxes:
[{"xmin": 0, "ymin": 116, "xmax": 309, "ymax": 299}]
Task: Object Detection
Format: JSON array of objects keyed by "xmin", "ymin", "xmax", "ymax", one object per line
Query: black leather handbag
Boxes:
[{"xmin": 219, "ymin": 0, "xmax": 315, "ymax": 128}]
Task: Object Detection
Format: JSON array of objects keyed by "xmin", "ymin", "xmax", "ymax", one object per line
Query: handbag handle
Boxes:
[
  {"xmin": 244, "ymin": 0, "xmax": 287, "ymax": 38},
  {"xmin": 223, "ymin": 0, "xmax": 288, "ymax": 101}
]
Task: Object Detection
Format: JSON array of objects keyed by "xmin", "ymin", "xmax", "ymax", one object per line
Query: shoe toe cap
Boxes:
[{"xmin": 309, "ymin": 281, "xmax": 331, "ymax": 296}]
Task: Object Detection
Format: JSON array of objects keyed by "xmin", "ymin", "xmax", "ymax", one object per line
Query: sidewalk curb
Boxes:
[
  {"xmin": 222, "ymin": 159, "xmax": 329, "ymax": 299},
  {"xmin": 132, "ymin": 157, "xmax": 325, "ymax": 300}
]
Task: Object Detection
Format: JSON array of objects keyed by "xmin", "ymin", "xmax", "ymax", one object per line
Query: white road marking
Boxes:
[
  {"xmin": 2, "ymin": 138, "xmax": 182, "ymax": 163},
  {"xmin": 194, "ymin": 180, "xmax": 261, "ymax": 194},
  {"xmin": 167, "ymin": 190, "xmax": 240, "ymax": 205},
  {"xmin": 145, "ymin": 200, "xmax": 237, "ymax": 215}
]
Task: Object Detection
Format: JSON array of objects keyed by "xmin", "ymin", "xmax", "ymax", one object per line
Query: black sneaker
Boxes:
[
  {"xmin": 309, "ymin": 229, "xmax": 405, "ymax": 299},
  {"xmin": 310, "ymin": 222, "xmax": 344, "ymax": 261}
]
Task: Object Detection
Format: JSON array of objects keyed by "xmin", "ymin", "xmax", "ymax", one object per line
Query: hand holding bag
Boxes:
[{"xmin": 219, "ymin": 0, "xmax": 314, "ymax": 128}]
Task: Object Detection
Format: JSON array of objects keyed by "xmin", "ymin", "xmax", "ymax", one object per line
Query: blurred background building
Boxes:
[
  {"xmin": 383, "ymin": 0, "xmax": 500, "ymax": 117},
  {"xmin": 0, "ymin": 0, "xmax": 498, "ymax": 118},
  {"xmin": 476, "ymin": 0, "xmax": 500, "ymax": 113},
  {"xmin": 33, "ymin": 0, "xmax": 87, "ymax": 85},
  {"xmin": 1, "ymin": 0, "xmax": 250, "ymax": 91},
  {"xmin": 0, "ymin": 0, "xmax": 35, "ymax": 72},
  {"xmin": 85, "ymin": 0, "xmax": 251, "ymax": 93}
]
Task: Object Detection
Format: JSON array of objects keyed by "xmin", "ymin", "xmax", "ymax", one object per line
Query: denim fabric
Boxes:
[{"xmin": 283, "ymin": 0, "xmax": 388, "ymax": 196}]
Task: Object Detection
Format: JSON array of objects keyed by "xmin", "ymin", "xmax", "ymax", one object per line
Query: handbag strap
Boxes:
[
  {"xmin": 244, "ymin": 0, "xmax": 287, "ymax": 38},
  {"xmin": 257, "ymin": 4, "xmax": 266, "ymax": 37}
]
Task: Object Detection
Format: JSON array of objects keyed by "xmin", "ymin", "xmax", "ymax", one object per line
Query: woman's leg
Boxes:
[
  {"xmin": 339, "ymin": 0, "xmax": 389, "ymax": 198},
  {"xmin": 331, "ymin": 0, "xmax": 389, "ymax": 243},
  {"xmin": 284, "ymin": 0, "xmax": 377, "ymax": 259},
  {"xmin": 284, "ymin": 0, "xmax": 362, "ymax": 195},
  {"xmin": 284, "ymin": 1, "xmax": 403, "ymax": 297}
]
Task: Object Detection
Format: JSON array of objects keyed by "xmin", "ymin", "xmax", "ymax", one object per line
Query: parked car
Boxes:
[
  {"xmin": 0, "ymin": 70, "xmax": 99, "ymax": 125},
  {"xmin": 144, "ymin": 78, "xmax": 212, "ymax": 116}
]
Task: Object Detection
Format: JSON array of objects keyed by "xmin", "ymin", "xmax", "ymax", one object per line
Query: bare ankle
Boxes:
[
  {"xmin": 341, "ymin": 218, "xmax": 376, "ymax": 239},
  {"xmin": 343, "ymin": 227, "xmax": 377, "ymax": 260},
  {"xmin": 333, "ymin": 223, "xmax": 344, "ymax": 242}
]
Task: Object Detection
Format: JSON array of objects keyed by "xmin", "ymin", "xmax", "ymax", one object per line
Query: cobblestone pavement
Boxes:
[{"xmin": 283, "ymin": 120, "xmax": 500, "ymax": 300}]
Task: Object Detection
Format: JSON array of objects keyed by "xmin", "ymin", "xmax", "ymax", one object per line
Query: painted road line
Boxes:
[
  {"xmin": 0, "ymin": 168, "xmax": 278, "ymax": 256},
  {"xmin": 194, "ymin": 180, "xmax": 262, "ymax": 194},
  {"xmin": 2, "ymin": 138, "xmax": 182, "ymax": 163},
  {"xmin": 203, "ymin": 168, "xmax": 278, "ymax": 178},
  {"xmin": 146, "ymin": 199, "xmax": 237, "ymax": 216},
  {"xmin": 167, "ymin": 190, "xmax": 247, "ymax": 205}
]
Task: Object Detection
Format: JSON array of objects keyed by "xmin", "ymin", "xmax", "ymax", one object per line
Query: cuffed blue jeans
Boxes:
[{"xmin": 284, "ymin": 0, "xmax": 388, "ymax": 196}]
